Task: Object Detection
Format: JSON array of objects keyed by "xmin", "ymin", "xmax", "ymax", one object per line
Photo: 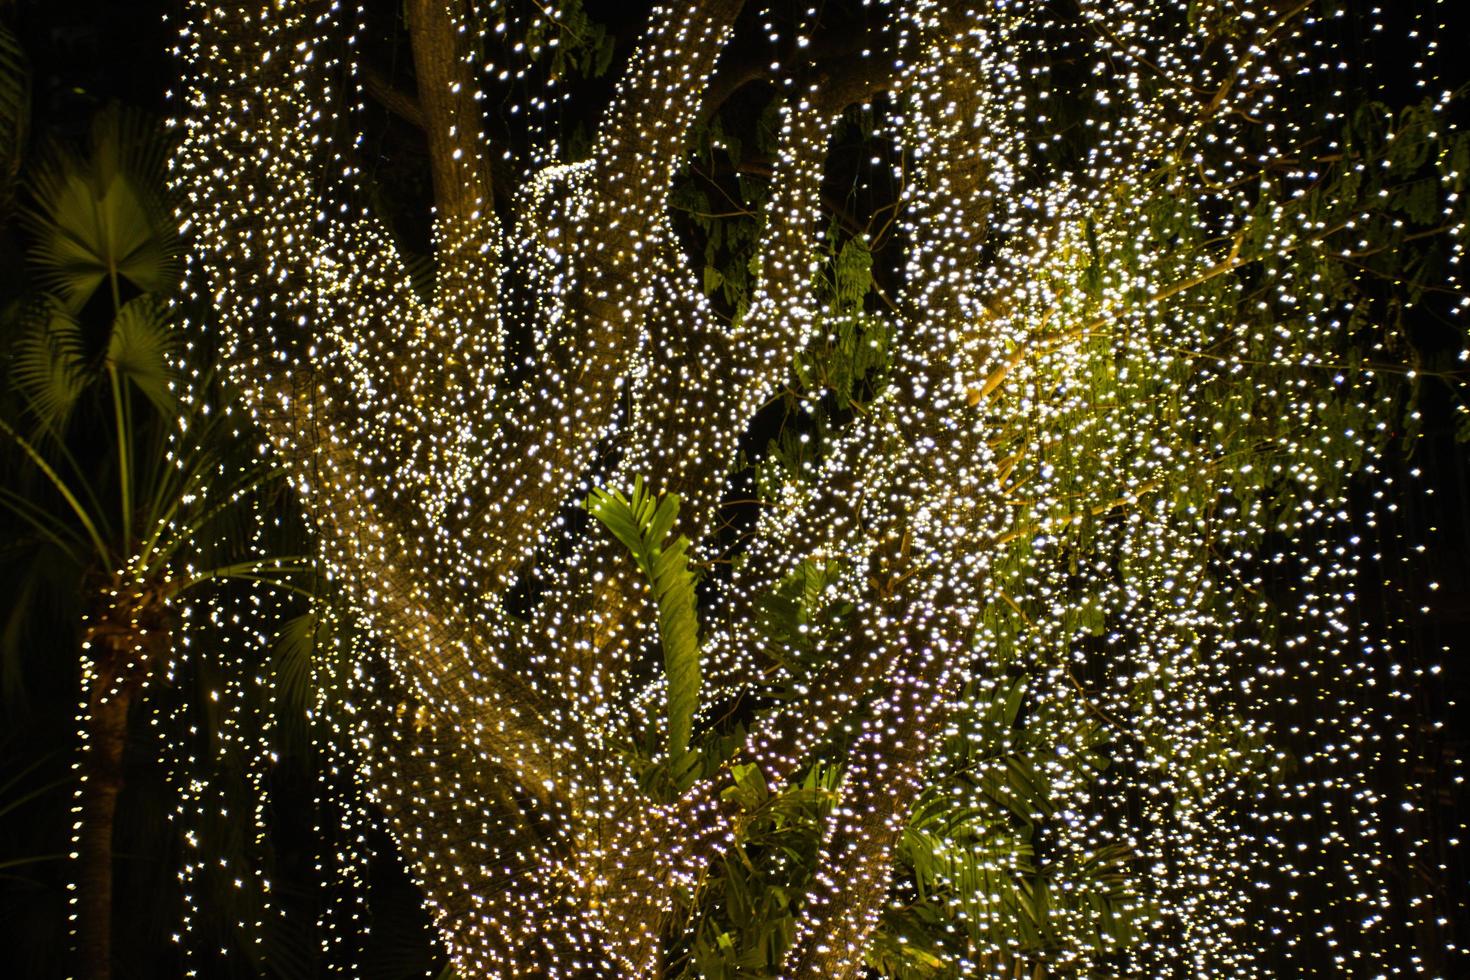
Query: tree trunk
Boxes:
[{"xmin": 76, "ymin": 670, "xmax": 132, "ymax": 980}]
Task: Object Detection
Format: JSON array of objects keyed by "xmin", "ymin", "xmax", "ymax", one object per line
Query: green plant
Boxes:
[
  {"xmin": 589, "ymin": 478, "xmax": 703, "ymax": 779},
  {"xmin": 0, "ymin": 103, "xmax": 306, "ymax": 980},
  {"xmin": 0, "ymin": 13, "xmax": 28, "ymax": 215}
]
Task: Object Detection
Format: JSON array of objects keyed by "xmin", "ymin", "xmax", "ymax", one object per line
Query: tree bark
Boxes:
[
  {"xmin": 75, "ymin": 579, "xmax": 173, "ymax": 980},
  {"xmin": 405, "ymin": 0, "xmax": 490, "ymax": 230},
  {"xmin": 75, "ymin": 666, "xmax": 132, "ymax": 980}
]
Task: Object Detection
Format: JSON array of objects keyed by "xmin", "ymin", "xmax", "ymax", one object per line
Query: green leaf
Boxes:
[
  {"xmin": 0, "ymin": 20, "xmax": 29, "ymax": 211},
  {"xmin": 723, "ymin": 762, "xmax": 769, "ymax": 811},
  {"xmin": 21, "ymin": 103, "xmax": 178, "ymax": 310},
  {"xmin": 703, "ymin": 265, "xmax": 724, "ymax": 296},
  {"xmin": 107, "ymin": 293, "xmax": 178, "ymax": 416},
  {"xmin": 588, "ymin": 478, "xmax": 702, "ymax": 763},
  {"xmin": 9, "ymin": 297, "xmax": 87, "ymax": 434},
  {"xmin": 271, "ymin": 608, "xmax": 337, "ymax": 734}
]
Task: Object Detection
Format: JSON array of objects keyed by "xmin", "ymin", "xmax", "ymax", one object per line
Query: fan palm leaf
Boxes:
[
  {"xmin": 8, "ymin": 296, "xmax": 88, "ymax": 435},
  {"xmin": 105, "ymin": 293, "xmax": 177, "ymax": 417},
  {"xmin": 21, "ymin": 105, "xmax": 178, "ymax": 311}
]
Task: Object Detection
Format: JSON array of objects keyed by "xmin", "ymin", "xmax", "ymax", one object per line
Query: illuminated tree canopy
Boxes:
[{"xmin": 166, "ymin": 0, "xmax": 1466, "ymax": 977}]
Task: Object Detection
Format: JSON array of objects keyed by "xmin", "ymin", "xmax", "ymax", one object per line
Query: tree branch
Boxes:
[
  {"xmin": 454, "ymin": 0, "xmax": 750, "ymax": 590},
  {"xmin": 361, "ymin": 61, "xmax": 426, "ymax": 130},
  {"xmin": 784, "ymin": 568, "xmax": 967, "ymax": 979},
  {"xmin": 698, "ymin": 9, "xmax": 897, "ymax": 125},
  {"xmin": 405, "ymin": 0, "xmax": 506, "ymax": 386},
  {"xmin": 175, "ymin": 0, "xmax": 568, "ymax": 796},
  {"xmin": 407, "ymin": 0, "xmax": 492, "ymax": 227}
]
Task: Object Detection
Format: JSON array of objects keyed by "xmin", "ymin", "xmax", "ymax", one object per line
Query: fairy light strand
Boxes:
[{"xmin": 154, "ymin": 0, "xmax": 1467, "ymax": 976}]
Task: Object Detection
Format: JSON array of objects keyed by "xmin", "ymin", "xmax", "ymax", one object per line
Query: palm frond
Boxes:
[
  {"xmin": 88, "ymin": 101, "xmax": 174, "ymax": 210},
  {"xmin": 0, "ymin": 485, "xmax": 88, "ymax": 558},
  {"xmin": 106, "ymin": 293, "xmax": 177, "ymax": 416},
  {"xmin": 0, "ymin": 540, "xmax": 82, "ymax": 709},
  {"xmin": 8, "ymin": 296, "xmax": 87, "ymax": 435},
  {"xmin": 271, "ymin": 610, "xmax": 320, "ymax": 726},
  {"xmin": 267, "ymin": 596, "xmax": 351, "ymax": 765},
  {"xmin": 0, "ymin": 18, "xmax": 29, "ymax": 212},
  {"xmin": 21, "ymin": 104, "xmax": 179, "ymax": 310},
  {"xmin": 146, "ymin": 457, "xmax": 284, "ymax": 568},
  {"xmin": 0, "ymin": 756, "xmax": 68, "ymax": 822},
  {"xmin": 0, "ymin": 414, "xmax": 112, "ymax": 564}
]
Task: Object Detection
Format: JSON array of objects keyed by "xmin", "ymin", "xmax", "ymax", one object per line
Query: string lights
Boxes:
[{"xmin": 157, "ymin": 0, "xmax": 1466, "ymax": 976}]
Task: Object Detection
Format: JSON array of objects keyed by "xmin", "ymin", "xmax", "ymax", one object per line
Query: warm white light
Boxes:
[{"xmin": 156, "ymin": 0, "xmax": 1466, "ymax": 976}]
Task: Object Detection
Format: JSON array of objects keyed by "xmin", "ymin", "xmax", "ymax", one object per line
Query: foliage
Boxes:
[
  {"xmin": 519, "ymin": 0, "xmax": 615, "ymax": 84},
  {"xmin": 873, "ymin": 676, "xmax": 1141, "ymax": 977},
  {"xmin": 589, "ymin": 478, "xmax": 703, "ymax": 769},
  {"xmin": 0, "ymin": 14, "xmax": 27, "ymax": 214},
  {"xmin": 19, "ymin": 103, "xmax": 177, "ymax": 311},
  {"xmin": 673, "ymin": 762, "xmax": 839, "ymax": 979},
  {"xmin": 0, "ymin": 98, "xmax": 319, "ymax": 979},
  {"xmin": 165, "ymin": 0, "xmax": 1470, "ymax": 977},
  {"xmin": 675, "ymin": 49, "xmax": 1470, "ymax": 980}
]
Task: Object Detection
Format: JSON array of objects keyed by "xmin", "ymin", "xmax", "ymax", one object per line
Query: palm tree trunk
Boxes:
[{"xmin": 76, "ymin": 664, "xmax": 132, "ymax": 980}]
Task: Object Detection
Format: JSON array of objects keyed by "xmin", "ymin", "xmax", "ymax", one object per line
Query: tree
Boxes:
[
  {"xmin": 0, "ymin": 104, "xmax": 311, "ymax": 980},
  {"xmin": 169, "ymin": 0, "xmax": 1466, "ymax": 977}
]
